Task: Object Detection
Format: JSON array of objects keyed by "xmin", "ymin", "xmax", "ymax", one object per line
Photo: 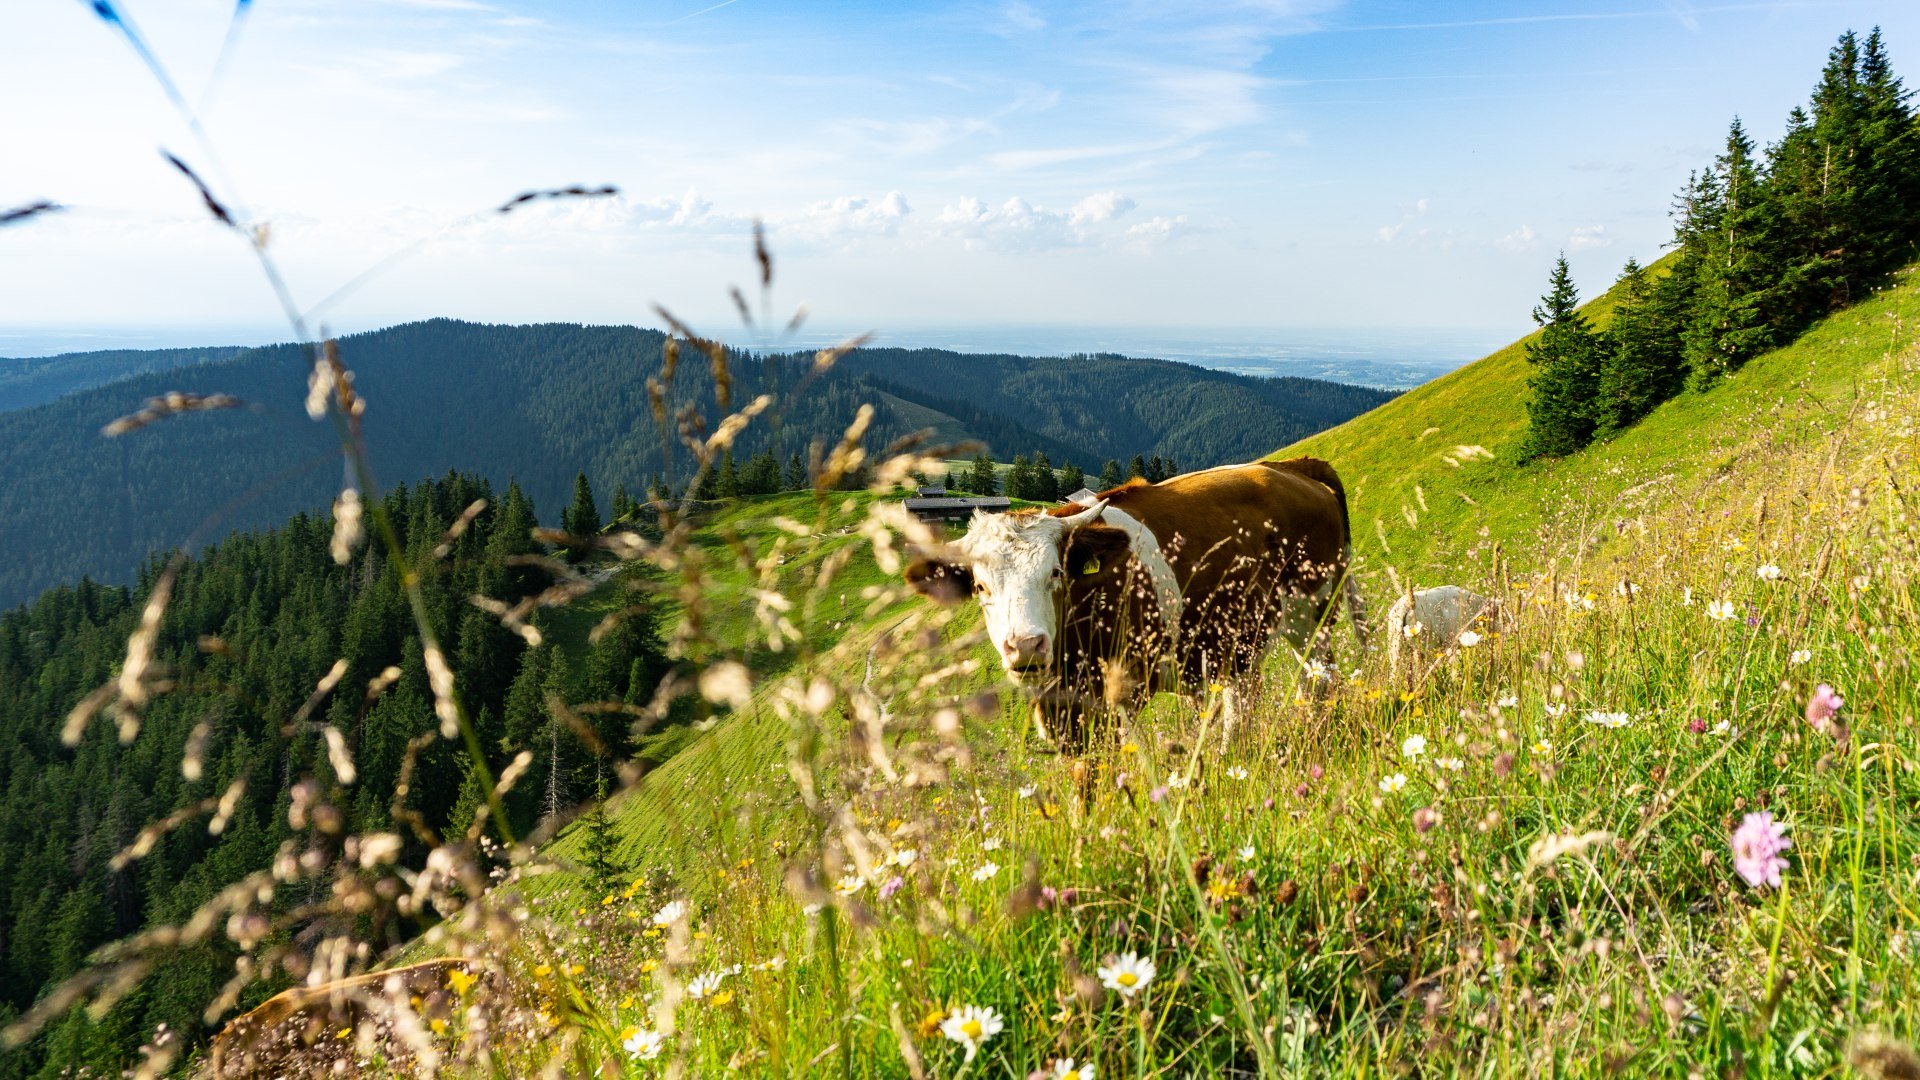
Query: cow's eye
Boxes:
[
  {"xmin": 1080, "ymin": 557, "xmax": 1101, "ymax": 575},
  {"xmin": 1050, "ymin": 566, "xmax": 1064, "ymax": 580},
  {"xmin": 973, "ymin": 581, "xmax": 989, "ymax": 597}
]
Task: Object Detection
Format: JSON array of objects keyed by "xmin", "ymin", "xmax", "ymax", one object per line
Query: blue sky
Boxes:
[{"xmin": 4, "ymin": 0, "xmax": 1918, "ymax": 355}]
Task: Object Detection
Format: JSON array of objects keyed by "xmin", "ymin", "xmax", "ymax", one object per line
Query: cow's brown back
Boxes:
[{"xmin": 1049, "ymin": 458, "xmax": 1351, "ymax": 692}]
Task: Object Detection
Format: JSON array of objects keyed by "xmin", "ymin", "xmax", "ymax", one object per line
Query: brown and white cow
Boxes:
[{"xmin": 905, "ymin": 457, "xmax": 1367, "ymax": 747}]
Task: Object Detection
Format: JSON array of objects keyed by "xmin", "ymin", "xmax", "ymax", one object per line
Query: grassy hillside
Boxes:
[
  {"xmin": 77, "ymin": 271, "xmax": 1918, "ymax": 1078},
  {"xmin": 290, "ymin": 266, "xmax": 1920, "ymax": 1077},
  {"xmin": 1279, "ymin": 259, "xmax": 1915, "ymax": 594}
]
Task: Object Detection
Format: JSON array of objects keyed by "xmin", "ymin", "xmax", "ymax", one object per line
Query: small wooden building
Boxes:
[{"xmin": 903, "ymin": 486, "xmax": 1012, "ymax": 523}]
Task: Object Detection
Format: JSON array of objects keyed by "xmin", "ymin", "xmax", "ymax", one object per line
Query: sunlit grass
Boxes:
[{"xmin": 441, "ymin": 286, "xmax": 1920, "ymax": 1077}]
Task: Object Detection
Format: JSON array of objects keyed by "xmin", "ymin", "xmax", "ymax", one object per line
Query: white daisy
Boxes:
[
  {"xmin": 650, "ymin": 900, "xmax": 686, "ymax": 927},
  {"xmin": 623, "ymin": 1027, "xmax": 665, "ymax": 1060},
  {"xmin": 1436, "ymin": 757, "xmax": 1464, "ymax": 772},
  {"xmin": 1497, "ymin": 695, "xmax": 1519, "ymax": 709},
  {"xmin": 1544, "ymin": 703, "xmax": 1567, "ymax": 718},
  {"xmin": 1401, "ymin": 734, "xmax": 1428, "ymax": 760},
  {"xmin": 1757, "ymin": 564, "xmax": 1783, "ymax": 581},
  {"xmin": 1457, "ymin": 629, "xmax": 1482, "ymax": 648},
  {"xmin": 1238, "ymin": 845, "xmax": 1256, "ymax": 861},
  {"xmin": 1097, "ymin": 952, "xmax": 1157, "ymax": 998},
  {"xmin": 971, "ymin": 861, "xmax": 1000, "ymax": 882},
  {"xmin": 1379, "ymin": 773, "xmax": 1408, "ymax": 794},
  {"xmin": 891, "ymin": 848, "xmax": 919, "ymax": 868},
  {"xmin": 1583, "ymin": 710, "xmax": 1631, "ymax": 729},
  {"xmin": 1789, "ymin": 649, "xmax": 1812, "ymax": 665},
  {"xmin": 981, "ymin": 836, "xmax": 1002, "ymax": 851},
  {"xmin": 836, "ymin": 874, "xmax": 865, "ymax": 896},
  {"xmin": 1531, "ymin": 739, "xmax": 1553, "ymax": 756},
  {"xmin": 939, "ymin": 1004, "xmax": 1004, "ymax": 1061},
  {"xmin": 1051, "ymin": 1058, "xmax": 1096, "ymax": 1080},
  {"xmin": 685, "ymin": 971, "xmax": 728, "ymax": 1000},
  {"xmin": 1226, "ymin": 766, "xmax": 1249, "ymax": 781},
  {"xmin": 1706, "ymin": 600, "xmax": 1737, "ymax": 622}
]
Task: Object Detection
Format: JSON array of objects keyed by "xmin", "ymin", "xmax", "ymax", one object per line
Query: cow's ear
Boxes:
[
  {"xmin": 905, "ymin": 557, "xmax": 974, "ymax": 604},
  {"xmin": 1063, "ymin": 524, "xmax": 1132, "ymax": 577}
]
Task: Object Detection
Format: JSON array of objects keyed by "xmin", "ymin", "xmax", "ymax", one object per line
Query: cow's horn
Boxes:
[{"xmin": 1060, "ymin": 499, "xmax": 1107, "ymax": 528}]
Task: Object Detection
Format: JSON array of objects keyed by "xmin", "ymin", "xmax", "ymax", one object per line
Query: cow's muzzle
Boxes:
[{"xmin": 1002, "ymin": 633, "xmax": 1051, "ymax": 672}]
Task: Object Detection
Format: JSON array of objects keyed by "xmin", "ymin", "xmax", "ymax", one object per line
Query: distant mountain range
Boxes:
[
  {"xmin": 0, "ymin": 319, "xmax": 1393, "ymax": 606},
  {"xmin": 0, "ymin": 345, "xmax": 244, "ymax": 413}
]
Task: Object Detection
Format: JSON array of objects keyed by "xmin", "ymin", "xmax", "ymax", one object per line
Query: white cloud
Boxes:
[
  {"xmin": 1125, "ymin": 215, "xmax": 1190, "ymax": 245},
  {"xmin": 1568, "ymin": 224, "xmax": 1611, "ymax": 250},
  {"xmin": 1068, "ymin": 191, "xmax": 1135, "ymax": 227},
  {"xmin": 1375, "ymin": 196, "xmax": 1430, "ymax": 243},
  {"xmin": 933, "ymin": 191, "xmax": 1146, "ymax": 250},
  {"xmin": 1495, "ymin": 225, "xmax": 1538, "ymax": 253},
  {"xmin": 998, "ymin": 1, "xmax": 1047, "ymax": 33},
  {"xmin": 785, "ymin": 191, "xmax": 913, "ymax": 239}
]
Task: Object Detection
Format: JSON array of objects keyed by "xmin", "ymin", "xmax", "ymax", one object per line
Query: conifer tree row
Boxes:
[{"xmin": 1522, "ymin": 28, "xmax": 1920, "ymax": 459}]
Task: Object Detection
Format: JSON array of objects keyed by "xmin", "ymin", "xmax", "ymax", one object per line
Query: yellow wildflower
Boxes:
[{"xmin": 915, "ymin": 1005, "xmax": 949, "ymax": 1040}]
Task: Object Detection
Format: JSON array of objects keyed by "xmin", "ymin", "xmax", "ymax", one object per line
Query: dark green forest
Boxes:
[
  {"xmin": 835, "ymin": 347, "xmax": 1390, "ymax": 471},
  {"xmin": 1522, "ymin": 28, "xmax": 1920, "ymax": 458},
  {"xmin": 0, "ymin": 345, "xmax": 243, "ymax": 414},
  {"xmin": 0, "ymin": 473, "xmax": 670, "ymax": 1078},
  {"xmin": 0, "ymin": 321, "xmax": 1389, "ymax": 607}
]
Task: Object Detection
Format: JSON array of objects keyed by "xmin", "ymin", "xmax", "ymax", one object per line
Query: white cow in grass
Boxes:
[{"xmin": 1386, "ymin": 585, "xmax": 1506, "ymax": 677}]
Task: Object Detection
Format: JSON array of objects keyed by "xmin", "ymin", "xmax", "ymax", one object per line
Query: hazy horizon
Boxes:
[{"xmin": 0, "ymin": 318, "xmax": 1503, "ymax": 391}]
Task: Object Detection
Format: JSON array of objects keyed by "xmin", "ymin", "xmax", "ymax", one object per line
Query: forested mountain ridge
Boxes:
[
  {"xmin": 0, "ymin": 319, "xmax": 1389, "ymax": 607},
  {"xmin": 834, "ymin": 347, "xmax": 1391, "ymax": 467},
  {"xmin": 0, "ymin": 345, "xmax": 244, "ymax": 414}
]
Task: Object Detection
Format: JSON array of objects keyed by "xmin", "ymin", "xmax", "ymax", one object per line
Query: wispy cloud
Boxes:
[{"xmin": 1569, "ymin": 224, "xmax": 1612, "ymax": 250}]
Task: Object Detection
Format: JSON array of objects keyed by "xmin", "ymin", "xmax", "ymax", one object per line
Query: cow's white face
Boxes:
[{"xmin": 910, "ymin": 502, "xmax": 1106, "ymax": 683}]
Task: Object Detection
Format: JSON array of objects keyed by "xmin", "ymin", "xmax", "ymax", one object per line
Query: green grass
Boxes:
[{"xmin": 411, "ymin": 272, "xmax": 1920, "ymax": 1078}]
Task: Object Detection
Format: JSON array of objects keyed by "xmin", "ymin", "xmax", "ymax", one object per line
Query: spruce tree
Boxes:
[
  {"xmin": 785, "ymin": 451, "xmax": 809, "ymax": 491},
  {"xmin": 1007, "ymin": 455, "xmax": 1033, "ymax": 500},
  {"xmin": 1099, "ymin": 459, "xmax": 1125, "ymax": 488},
  {"xmin": 717, "ymin": 451, "xmax": 741, "ymax": 499},
  {"xmin": 693, "ymin": 462, "xmax": 721, "ymax": 501},
  {"xmin": 1034, "ymin": 452, "xmax": 1061, "ymax": 501},
  {"xmin": 1594, "ymin": 258, "xmax": 1683, "ymax": 436},
  {"xmin": 1128, "ymin": 454, "xmax": 1148, "ymax": 480},
  {"xmin": 966, "ymin": 453, "xmax": 999, "ymax": 495},
  {"xmin": 1059, "ymin": 461, "xmax": 1086, "ymax": 495},
  {"xmin": 562, "ymin": 472, "xmax": 601, "ymax": 562},
  {"xmin": 581, "ymin": 764, "xmax": 623, "ymax": 896},
  {"xmin": 1683, "ymin": 119, "xmax": 1772, "ymax": 388},
  {"xmin": 1520, "ymin": 255, "xmax": 1604, "ymax": 460}
]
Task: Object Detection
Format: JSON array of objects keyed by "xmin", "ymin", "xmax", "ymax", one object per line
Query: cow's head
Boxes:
[{"xmin": 905, "ymin": 501, "xmax": 1118, "ymax": 682}]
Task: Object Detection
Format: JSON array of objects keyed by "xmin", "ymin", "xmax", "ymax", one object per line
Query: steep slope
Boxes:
[
  {"xmin": 1277, "ymin": 261, "xmax": 1919, "ymax": 586},
  {"xmin": 453, "ymin": 264, "xmax": 1920, "ymax": 1077}
]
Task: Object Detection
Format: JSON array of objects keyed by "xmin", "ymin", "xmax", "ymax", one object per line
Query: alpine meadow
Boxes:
[{"xmin": 7, "ymin": 6, "xmax": 1920, "ymax": 1080}]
